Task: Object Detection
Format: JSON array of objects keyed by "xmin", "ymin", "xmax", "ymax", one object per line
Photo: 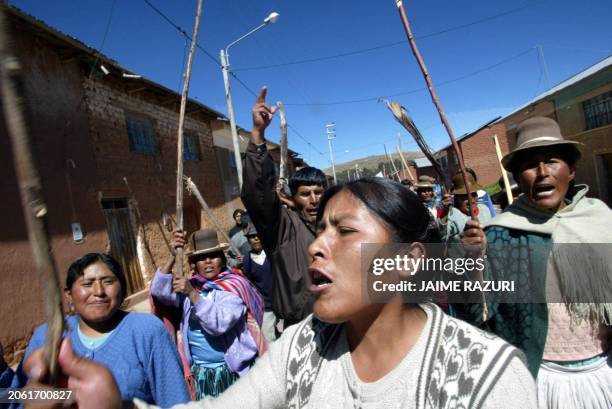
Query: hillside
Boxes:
[{"xmin": 323, "ymin": 150, "xmax": 424, "ymax": 178}]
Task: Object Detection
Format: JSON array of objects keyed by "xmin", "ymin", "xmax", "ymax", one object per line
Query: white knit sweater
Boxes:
[{"xmin": 136, "ymin": 306, "xmax": 537, "ymax": 409}]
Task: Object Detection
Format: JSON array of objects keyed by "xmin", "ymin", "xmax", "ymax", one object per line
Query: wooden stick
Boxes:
[
  {"xmin": 492, "ymin": 134, "xmax": 514, "ymax": 205},
  {"xmin": 395, "ymin": 0, "xmax": 475, "ymax": 219},
  {"xmin": 0, "ymin": 5, "xmax": 64, "ymax": 384},
  {"xmin": 123, "ymin": 177, "xmax": 158, "ymax": 268},
  {"xmin": 396, "ymin": 145, "xmax": 416, "ymax": 180},
  {"xmin": 277, "ymin": 101, "xmax": 288, "ymax": 180},
  {"xmin": 384, "ymin": 144, "xmax": 401, "ymax": 181},
  {"xmin": 185, "ymin": 177, "xmax": 242, "ymax": 258},
  {"xmin": 175, "ymin": 0, "xmax": 204, "ymax": 276}
]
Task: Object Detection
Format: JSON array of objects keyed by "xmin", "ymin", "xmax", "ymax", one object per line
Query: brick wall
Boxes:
[
  {"xmin": 0, "ymin": 20, "xmax": 108, "ymax": 365},
  {"xmin": 1, "ymin": 17, "xmax": 240, "ymax": 365},
  {"xmin": 458, "ymin": 123, "xmax": 509, "ymax": 186},
  {"xmin": 83, "ymin": 76, "xmax": 236, "ymax": 279}
]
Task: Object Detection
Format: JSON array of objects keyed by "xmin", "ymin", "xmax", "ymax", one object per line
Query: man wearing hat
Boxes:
[
  {"xmin": 415, "ymin": 175, "xmax": 439, "ymax": 219},
  {"xmin": 241, "ymin": 224, "xmax": 276, "ymax": 342},
  {"xmin": 438, "ymin": 172, "xmax": 492, "ymax": 250},
  {"xmin": 456, "ymin": 116, "xmax": 612, "ymax": 408}
]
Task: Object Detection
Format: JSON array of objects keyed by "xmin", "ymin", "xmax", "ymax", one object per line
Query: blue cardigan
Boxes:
[{"xmin": 3, "ymin": 312, "xmax": 190, "ymax": 407}]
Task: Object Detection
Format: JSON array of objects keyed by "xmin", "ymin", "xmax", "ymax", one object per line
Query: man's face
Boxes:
[
  {"xmin": 234, "ymin": 212, "xmax": 242, "ymax": 226},
  {"xmin": 248, "ymin": 235, "xmax": 263, "ymax": 253},
  {"xmin": 516, "ymin": 149, "xmax": 574, "ymax": 212},
  {"xmin": 417, "ymin": 188, "xmax": 435, "ymax": 203},
  {"xmin": 293, "ymin": 185, "xmax": 325, "ymax": 225},
  {"xmin": 455, "ymin": 193, "xmax": 477, "ymax": 216}
]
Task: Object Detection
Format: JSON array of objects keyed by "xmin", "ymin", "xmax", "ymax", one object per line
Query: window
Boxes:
[
  {"xmin": 228, "ymin": 151, "xmax": 237, "ymax": 169},
  {"xmin": 184, "ymin": 133, "xmax": 201, "ymax": 161},
  {"xmin": 439, "ymin": 155, "xmax": 449, "ymax": 171},
  {"xmin": 583, "ymin": 91, "xmax": 612, "ymax": 130},
  {"xmin": 125, "ymin": 114, "xmax": 158, "ymax": 155}
]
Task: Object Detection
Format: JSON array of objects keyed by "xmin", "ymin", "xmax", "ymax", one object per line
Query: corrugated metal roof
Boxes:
[
  {"xmin": 414, "ymin": 157, "xmax": 432, "ymax": 168},
  {"xmin": 432, "ymin": 55, "xmax": 612, "ymax": 156}
]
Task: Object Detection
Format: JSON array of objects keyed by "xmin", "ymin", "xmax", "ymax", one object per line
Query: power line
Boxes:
[
  {"xmin": 233, "ymin": 2, "xmax": 534, "ymax": 72},
  {"xmin": 284, "ymin": 47, "xmax": 537, "ymax": 107},
  {"xmin": 88, "ymin": 0, "xmax": 118, "ymax": 79},
  {"xmin": 142, "ymin": 0, "xmax": 220, "ymax": 66},
  {"xmin": 287, "ymin": 124, "xmax": 330, "ymax": 164},
  {"xmin": 142, "ymin": 0, "xmax": 327, "ymax": 164}
]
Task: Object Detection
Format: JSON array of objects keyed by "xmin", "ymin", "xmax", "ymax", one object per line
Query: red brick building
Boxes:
[{"xmin": 434, "ymin": 56, "xmax": 611, "ymax": 198}]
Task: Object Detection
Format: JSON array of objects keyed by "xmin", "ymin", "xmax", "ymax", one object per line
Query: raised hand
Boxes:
[
  {"xmin": 251, "ymin": 86, "xmax": 277, "ymax": 143},
  {"xmin": 172, "ymin": 275, "xmax": 196, "ymax": 297},
  {"xmin": 171, "ymin": 230, "xmax": 186, "ymax": 255},
  {"xmin": 461, "ymin": 219, "xmax": 487, "ymax": 256}
]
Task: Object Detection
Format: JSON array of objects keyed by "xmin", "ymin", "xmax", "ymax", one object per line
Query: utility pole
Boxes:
[
  {"xmin": 355, "ymin": 163, "xmax": 360, "ymax": 179},
  {"xmin": 326, "ymin": 122, "xmax": 337, "ymax": 184}
]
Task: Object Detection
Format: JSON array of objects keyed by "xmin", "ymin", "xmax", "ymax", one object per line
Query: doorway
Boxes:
[{"xmin": 101, "ymin": 198, "xmax": 144, "ymax": 295}]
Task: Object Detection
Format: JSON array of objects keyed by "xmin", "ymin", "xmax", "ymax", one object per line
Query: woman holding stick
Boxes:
[{"xmin": 151, "ymin": 229, "xmax": 265, "ymax": 399}]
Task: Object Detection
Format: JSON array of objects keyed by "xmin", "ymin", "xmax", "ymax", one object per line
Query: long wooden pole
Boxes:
[
  {"xmin": 394, "ymin": 0, "xmax": 475, "ymax": 219},
  {"xmin": 492, "ymin": 134, "xmax": 514, "ymax": 205},
  {"xmin": 0, "ymin": 5, "xmax": 64, "ymax": 384},
  {"xmin": 175, "ymin": 0, "xmax": 204, "ymax": 276},
  {"xmin": 396, "ymin": 145, "xmax": 415, "ymax": 180},
  {"xmin": 185, "ymin": 178, "xmax": 242, "ymax": 257},
  {"xmin": 277, "ymin": 101, "xmax": 288, "ymax": 180},
  {"xmin": 384, "ymin": 144, "xmax": 401, "ymax": 181}
]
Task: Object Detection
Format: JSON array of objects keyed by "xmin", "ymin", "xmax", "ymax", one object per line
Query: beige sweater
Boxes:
[{"xmin": 136, "ymin": 307, "xmax": 537, "ymax": 409}]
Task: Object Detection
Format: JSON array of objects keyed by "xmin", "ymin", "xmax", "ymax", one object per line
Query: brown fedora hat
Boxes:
[
  {"xmin": 186, "ymin": 229, "xmax": 229, "ymax": 259},
  {"xmin": 451, "ymin": 173, "xmax": 481, "ymax": 195},
  {"xmin": 415, "ymin": 175, "xmax": 435, "ymax": 189},
  {"xmin": 501, "ymin": 116, "xmax": 582, "ymax": 171}
]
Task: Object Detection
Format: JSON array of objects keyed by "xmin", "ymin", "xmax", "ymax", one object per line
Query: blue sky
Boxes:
[{"xmin": 10, "ymin": 0, "xmax": 611, "ymax": 169}]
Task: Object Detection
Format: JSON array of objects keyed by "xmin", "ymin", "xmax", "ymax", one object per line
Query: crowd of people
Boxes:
[{"xmin": 1, "ymin": 89, "xmax": 610, "ymax": 409}]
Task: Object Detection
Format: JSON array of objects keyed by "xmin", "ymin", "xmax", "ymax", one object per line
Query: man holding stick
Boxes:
[{"xmin": 242, "ymin": 87, "xmax": 328, "ymax": 331}]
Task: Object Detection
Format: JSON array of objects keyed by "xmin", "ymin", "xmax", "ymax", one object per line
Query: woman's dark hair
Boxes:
[
  {"xmin": 189, "ymin": 251, "xmax": 227, "ymax": 269},
  {"xmin": 289, "ymin": 167, "xmax": 328, "ymax": 196},
  {"xmin": 66, "ymin": 253, "xmax": 127, "ymax": 302},
  {"xmin": 316, "ymin": 177, "xmax": 436, "ymax": 243}
]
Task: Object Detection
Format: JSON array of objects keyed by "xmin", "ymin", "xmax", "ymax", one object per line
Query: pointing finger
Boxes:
[{"xmin": 256, "ymin": 86, "xmax": 268, "ymax": 103}]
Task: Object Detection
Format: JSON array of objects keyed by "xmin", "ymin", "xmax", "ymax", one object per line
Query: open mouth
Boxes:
[
  {"xmin": 533, "ymin": 184, "xmax": 555, "ymax": 196},
  {"xmin": 309, "ymin": 268, "xmax": 333, "ymax": 292},
  {"xmin": 307, "ymin": 208, "xmax": 318, "ymax": 216}
]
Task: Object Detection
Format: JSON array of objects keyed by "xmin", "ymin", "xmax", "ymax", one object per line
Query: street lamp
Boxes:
[{"xmin": 220, "ymin": 12, "xmax": 280, "ymax": 190}]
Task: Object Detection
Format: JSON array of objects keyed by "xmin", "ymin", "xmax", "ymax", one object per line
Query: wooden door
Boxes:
[{"xmin": 101, "ymin": 199, "xmax": 144, "ymax": 295}]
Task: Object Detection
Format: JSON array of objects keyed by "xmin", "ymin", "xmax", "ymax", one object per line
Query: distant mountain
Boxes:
[{"xmin": 323, "ymin": 151, "xmax": 424, "ymax": 181}]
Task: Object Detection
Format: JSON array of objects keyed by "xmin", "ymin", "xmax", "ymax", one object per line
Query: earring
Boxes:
[{"xmin": 68, "ymin": 302, "xmax": 76, "ymax": 315}]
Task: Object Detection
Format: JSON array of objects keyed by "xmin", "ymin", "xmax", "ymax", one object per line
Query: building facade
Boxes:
[
  {"xmin": 0, "ymin": 7, "xmax": 254, "ymax": 365},
  {"xmin": 434, "ymin": 57, "xmax": 611, "ymax": 201}
]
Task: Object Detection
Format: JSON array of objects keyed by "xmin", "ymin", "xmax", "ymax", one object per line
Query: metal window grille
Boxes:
[
  {"xmin": 184, "ymin": 133, "xmax": 201, "ymax": 161},
  {"xmin": 583, "ymin": 91, "xmax": 612, "ymax": 130},
  {"xmin": 125, "ymin": 114, "xmax": 159, "ymax": 155}
]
